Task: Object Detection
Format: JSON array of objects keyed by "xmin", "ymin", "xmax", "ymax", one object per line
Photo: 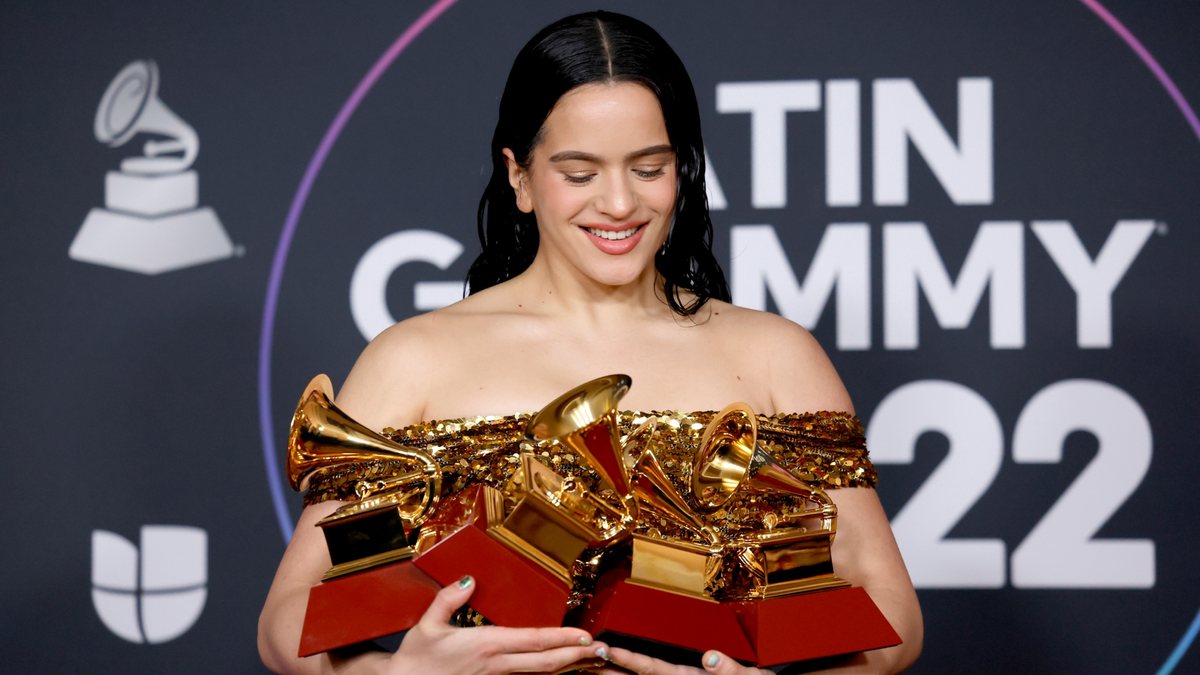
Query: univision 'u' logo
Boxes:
[{"xmin": 91, "ymin": 525, "xmax": 207, "ymax": 643}]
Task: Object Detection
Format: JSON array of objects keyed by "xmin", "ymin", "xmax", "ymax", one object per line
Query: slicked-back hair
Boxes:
[{"xmin": 467, "ymin": 10, "xmax": 730, "ymax": 315}]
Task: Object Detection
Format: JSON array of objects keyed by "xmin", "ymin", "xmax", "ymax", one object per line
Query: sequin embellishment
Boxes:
[{"xmin": 303, "ymin": 410, "xmax": 876, "ymax": 507}]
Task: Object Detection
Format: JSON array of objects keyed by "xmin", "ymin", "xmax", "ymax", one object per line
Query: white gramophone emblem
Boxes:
[{"xmin": 70, "ymin": 60, "xmax": 235, "ymax": 274}]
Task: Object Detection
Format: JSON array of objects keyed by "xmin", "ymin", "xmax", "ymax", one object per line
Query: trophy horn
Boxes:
[
  {"xmin": 631, "ymin": 448, "xmax": 722, "ymax": 546},
  {"xmin": 526, "ymin": 374, "xmax": 632, "ymax": 496},
  {"xmin": 287, "ymin": 374, "xmax": 442, "ymax": 518},
  {"xmin": 693, "ymin": 403, "xmax": 832, "ymax": 512}
]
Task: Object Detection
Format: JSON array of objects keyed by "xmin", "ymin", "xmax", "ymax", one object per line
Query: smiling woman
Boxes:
[{"xmin": 258, "ymin": 10, "xmax": 921, "ymax": 674}]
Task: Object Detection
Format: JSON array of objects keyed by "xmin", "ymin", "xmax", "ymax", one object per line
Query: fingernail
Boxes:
[
  {"xmin": 578, "ymin": 634, "xmax": 593, "ymax": 646},
  {"xmin": 705, "ymin": 652, "xmax": 721, "ymax": 668},
  {"xmin": 595, "ymin": 646, "xmax": 609, "ymax": 660},
  {"xmin": 456, "ymin": 575, "xmax": 473, "ymax": 589}
]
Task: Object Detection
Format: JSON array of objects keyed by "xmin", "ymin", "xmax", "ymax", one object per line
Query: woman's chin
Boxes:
[{"xmin": 585, "ymin": 265, "xmax": 656, "ymax": 290}]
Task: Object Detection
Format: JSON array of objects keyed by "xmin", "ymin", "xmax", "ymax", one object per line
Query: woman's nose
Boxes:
[{"xmin": 596, "ymin": 174, "xmax": 636, "ymax": 220}]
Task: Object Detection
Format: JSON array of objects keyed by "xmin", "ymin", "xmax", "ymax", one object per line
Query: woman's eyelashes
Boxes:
[
  {"xmin": 563, "ymin": 172, "xmax": 596, "ymax": 185},
  {"xmin": 634, "ymin": 166, "xmax": 666, "ymax": 179},
  {"xmin": 560, "ymin": 165, "xmax": 668, "ymax": 185}
]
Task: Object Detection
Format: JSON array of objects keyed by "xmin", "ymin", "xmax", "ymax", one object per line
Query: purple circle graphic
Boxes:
[
  {"xmin": 1078, "ymin": 0, "xmax": 1200, "ymax": 142},
  {"xmin": 257, "ymin": 0, "xmax": 459, "ymax": 544},
  {"xmin": 1073, "ymin": 4, "xmax": 1200, "ymax": 668}
]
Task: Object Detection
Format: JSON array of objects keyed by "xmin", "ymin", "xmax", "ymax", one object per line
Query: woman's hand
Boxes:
[
  {"xmin": 597, "ymin": 647, "xmax": 770, "ymax": 675},
  {"xmin": 391, "ymin": 575, "xmax": 608, "ymax": 674}
]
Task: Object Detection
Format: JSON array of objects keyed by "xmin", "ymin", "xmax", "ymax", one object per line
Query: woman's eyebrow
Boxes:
[
  {"xmin": 548, "ymin": 144, "xmax": 674, "ymax": 163},
  {"xmin": 548, "ymin": 150, "xmax": 599, "ymax": 163},
  {"xmin": 626, "ymin": 144, "xmax": 674, "ymax": 160}
]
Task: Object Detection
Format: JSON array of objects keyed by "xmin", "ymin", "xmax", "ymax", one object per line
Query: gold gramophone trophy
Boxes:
[
  {"xmin": 286, "ymin": 373, "xmax": 898, "ymax": 665},
  {"xmin": 408, "ymin": 374, "xmax": 635, "ymax": 627},
  {"xmin": 572, "ymin": 400, "xmax": 901, "ymax": 665},
  {"xmin": 287, "ymin": 373, "xmax": 637, "ymax": 654},
  {"xmin": 288, "ymin": 375, "xmax": 446, "ymax": 656},
  {"xmin": 407, "ymin": 454, "xmax": 628, "ymax": 628}
]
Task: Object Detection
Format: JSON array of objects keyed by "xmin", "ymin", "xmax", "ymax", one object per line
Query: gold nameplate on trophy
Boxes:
[
  {"xmin": 314, "ymin": 472, "xmax": 433, "ymax": 580},
  {"xmin": 628, "ymin": 534, "xmax": 723, "ymax": 600},
  {"xmin": 490, "ymin": 452, "xmax": 628, "ymax": 584},
  {"xmin": 732, "ymin": 527, "xmax": 848, "ymax": 598}
]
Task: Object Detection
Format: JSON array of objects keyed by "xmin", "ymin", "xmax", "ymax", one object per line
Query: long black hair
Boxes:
[{"xmin": 467, "ymin": 10, "xmax": 729, "ymax": 316}]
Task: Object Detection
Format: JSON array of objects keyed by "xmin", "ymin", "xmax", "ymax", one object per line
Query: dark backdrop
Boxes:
[{"xmin": 2, "ymin": 1, "xmax": 1197, "ymax": 672}]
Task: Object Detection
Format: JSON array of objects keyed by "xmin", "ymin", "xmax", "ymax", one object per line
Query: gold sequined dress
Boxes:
[{"xmin": 304, "ymin": 410, "xmax": 876, "ymax": 508}]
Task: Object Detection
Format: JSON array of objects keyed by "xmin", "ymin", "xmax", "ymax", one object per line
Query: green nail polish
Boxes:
[
  {"xmin": 456, "ymin": 575, "xmax": 473, "ymax": 588},
  {"xmin": 579, "ymin": 635, "xmax": 593, "ymax": 646},
  {"xmin": 705, "ymin": 653, "xmax": 720, "ymax": 668},
  {"xmin": 596, "ymin": 646, "xmax": 609, "ymax": 660}
]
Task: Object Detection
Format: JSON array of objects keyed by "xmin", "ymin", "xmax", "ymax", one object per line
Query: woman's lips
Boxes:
[{"xmin": 580, "ymin": 224, "xmax": 647, "ymax": 254}]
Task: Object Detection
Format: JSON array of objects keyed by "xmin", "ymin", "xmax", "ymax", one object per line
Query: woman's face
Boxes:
[{"xmin": 506, "ymin": 82, "xmax": 677, "ymax": 290}]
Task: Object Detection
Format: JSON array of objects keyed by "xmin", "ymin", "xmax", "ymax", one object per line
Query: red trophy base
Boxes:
[
  {"xmin": 412, "ymin": 484, "xmax": 571, "ymax": 628},
  {"xmin": 575, "ymin": 565, "xmax": 901, "ymax": 667},
  {"xmin": 730, "ymin": 586, "xmax": 901, "ymax": 665},
  {"xmin": 575, "ymin": 572, "xmax": 756, "ymax": 661},
  {"xmin": 298, "ymin": 560, "xmax": 440, "ymax": 657}
]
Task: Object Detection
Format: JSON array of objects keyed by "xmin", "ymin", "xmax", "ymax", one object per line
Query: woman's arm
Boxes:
[
  {"xmin": 816, "ymin": 488, "xmax": 923, "ymax": 673},
  {"xmin": 765, "ymin": 317, "xmax": 923, "ymax": 672},
  {"xmin": 258, "ymin": 500, "xmax": 391, "ymax": 674}
]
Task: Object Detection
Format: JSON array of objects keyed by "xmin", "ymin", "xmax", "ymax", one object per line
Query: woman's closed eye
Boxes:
[
  {"xmin": 633, "ymin": 165, "xmax": 666, "ymax": 180},
  {"xmin": 563, "ymin": 172, "xmax": 596, "ymax": 185},
  {"xmin": 561, "ymin": 166, "xmax": 667, "ymax": 185}
]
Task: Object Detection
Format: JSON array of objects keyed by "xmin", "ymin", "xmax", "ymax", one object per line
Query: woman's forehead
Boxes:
[{"xmin": 536, "ymin": 82, "xmax": 670, "ymax": 156}]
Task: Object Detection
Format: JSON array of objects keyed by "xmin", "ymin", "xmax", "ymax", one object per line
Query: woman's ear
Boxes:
[{"xmin": 502, "ymin": 148, "xmax": 533, "ymax": 214}]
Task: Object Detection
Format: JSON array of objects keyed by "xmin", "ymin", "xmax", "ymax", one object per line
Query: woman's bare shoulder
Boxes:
[
  {"xmin": 704, "ymin": 300, "xmax": 854, "ymax": 414},
  {"xmin": 704, "ymin": 299, "xmax": 820, "ymax": 346},
  {"xmin": 333, "ymin": 296, "xmax": 482, "ymax": 425},
  {"xmin": 335, "ymin": 284, "xmax": 532, "ymax": 426}
]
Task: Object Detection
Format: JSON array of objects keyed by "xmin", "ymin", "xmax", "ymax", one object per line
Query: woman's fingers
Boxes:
[
  {"xmin": 603, "ymin": 647, "xmax": 764, "ymax": 674},
  {"xmin": 408, "ymin": 576, "xmax": 609, "ymax": 672},
  {"xmin": 476, "ymin": 625, "xmax": 598, "ymax": 654},
  {"xmin": 604, "ymin": 646, "xmax": 702, "ymax": 674},
  {"xmin": 407, "ymin": 575, "xmax": 647, "ymax": 674},
  {"xmin": 416, "ymin": 575, "xmax": 476, "ymax": 630},
  {"xmin": 491, "ymin": 641, "xmax": 610, "ymax": 673},
  {"xmin": 411, "ymin": 584, "xmax": 758, "ymax": 675},
  {"xmin": 699, "ymin": 650, "xmax": 761, "ymax": 674}
]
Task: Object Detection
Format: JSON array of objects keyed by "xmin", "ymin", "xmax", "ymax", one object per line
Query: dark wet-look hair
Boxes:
[{"xmin": 467, "ymin": 10, "xmax": 729, "ymax": 315}]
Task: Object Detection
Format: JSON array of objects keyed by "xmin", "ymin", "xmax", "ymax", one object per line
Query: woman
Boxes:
[{"xmin": 259, "ymin": 10, "xmax": 922, "ymax": 674}]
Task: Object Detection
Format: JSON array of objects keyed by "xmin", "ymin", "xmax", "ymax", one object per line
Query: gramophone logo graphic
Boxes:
[{"xmin": 70, "ymin": 60, "xmax": 234, "ymax": 274}]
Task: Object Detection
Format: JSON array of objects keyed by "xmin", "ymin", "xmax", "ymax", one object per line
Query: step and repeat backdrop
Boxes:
[{"xmin": 3, "ymin": 1, "xmax": 1198, "ymax": 672}]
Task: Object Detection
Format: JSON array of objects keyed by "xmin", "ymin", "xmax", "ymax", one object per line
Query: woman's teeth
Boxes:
[{"xmin": 586, "ymin": 226, "xmax": 640, "ymax": 240}]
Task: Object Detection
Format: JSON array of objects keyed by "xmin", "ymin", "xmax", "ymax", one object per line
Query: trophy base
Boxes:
[
  {"xmin": 574, "ymin": 570, "xmax": 756, "ymax": 661},
  {"xmin": 412, "ymin": 484, "xmax": 571, "ymax": 627},
  {"xmin": 70, "ymin": 206, "xmax": 233, "ymax": 274},
  {"xmin": 575, "ymin": 565, "xmax": 901, "ymax": 667},
  {"xmin": 731, "ymin": 586, "xmax": 901, "ymax": 665},
  {"xmin": 298, "ymin": 560, "xmax": 440, "ymax": 657}
]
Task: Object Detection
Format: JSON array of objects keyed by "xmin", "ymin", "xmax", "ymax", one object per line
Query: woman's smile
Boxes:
[{"xmin": 582, "ymin": 223, "xmax": 647, "ymax": 253}]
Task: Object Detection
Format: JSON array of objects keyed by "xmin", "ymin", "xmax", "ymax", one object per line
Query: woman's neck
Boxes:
[{"xmin": 512, "ymin": 250, "xmax": 670, "ymax": 325}]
